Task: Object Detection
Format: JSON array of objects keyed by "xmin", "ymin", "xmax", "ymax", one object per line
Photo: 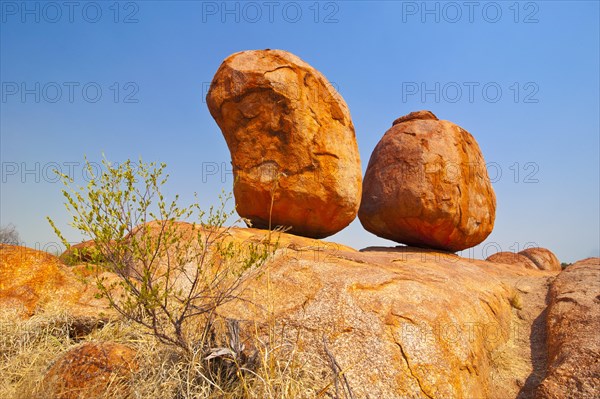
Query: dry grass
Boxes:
[
  {"xmin": 0, "ymin": 307, "xmax": 76, "ymax": 398},
  {"xmin": 0, "ymin": 307, "xmax": 335, "ymax": 399}
]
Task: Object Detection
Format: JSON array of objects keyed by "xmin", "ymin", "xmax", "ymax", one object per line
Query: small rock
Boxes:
[
  {"xmin": 486, "ymin": 252, "xmax": 538, "ymax": 270},
  {"xmin": 42, "ymin": 342, "xmax": 138, "ymax": 399},
  {"xmin": 519, "ymin": 247, "xmax": 561, "ymax": 271}
]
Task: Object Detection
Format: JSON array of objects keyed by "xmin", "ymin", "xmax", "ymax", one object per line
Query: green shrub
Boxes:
[{"xmin": 48, "ymin": 158, "xmax": 273, "ymax": 357}]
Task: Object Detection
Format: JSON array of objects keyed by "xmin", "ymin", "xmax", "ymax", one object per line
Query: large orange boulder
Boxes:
[
  {"xmin": 206, "ymin": 49, "xmax": 362, "ymax": 239},
  {"xmin": 42, "ymin": 342, "xmax": 138, "ymax": 399},
  {"xmin": 519, "ymin": 247, "xmax": 561, "ymax": 271},
  {"xmin": 0, "ymin": 244, "xmax": 108, "ymax": 317},
  {"xmin": 358, "ymin": 110, "xmax": 496, "ymax": 252}
]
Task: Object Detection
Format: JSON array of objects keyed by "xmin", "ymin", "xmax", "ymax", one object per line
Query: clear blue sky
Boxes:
[{"xmin": 1, "ymin": 1, "xmax": 598, "ymax": 263}]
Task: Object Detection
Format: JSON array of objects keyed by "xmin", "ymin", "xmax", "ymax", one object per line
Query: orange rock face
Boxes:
[
  {"xmin": 535, "ymin": 258, "xmax": 600, "ymax": 398},
  {"xmin": 0, "ymin": 244, "xmax": 108, "ymax": 317},
  {"xmin": 217, "ymin": 230, "xmax": 560, "ymax": 399},
  {"xmin": 42, "ymin": 342, "xmax": 138, "ymax": 399},
  {"xmin": 519, "ymin": 247, "xmax": 561, "ymax": 271},
  {"xmin": 3, "ymin": 229, "xmax": 584, "ymax": 398},
  {"xmin": 486, "ymin": 251, "xmax": 538, "ymax": 269},
  {"xmin": 358, "ymin": 110, "xmax": 496, "ymax": 252},
  {"xmin": 206, "ymin": 49, "xmax": 362, "ymax": 239}
]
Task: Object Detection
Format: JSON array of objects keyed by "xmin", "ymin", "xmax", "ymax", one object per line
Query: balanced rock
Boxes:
[
  {"xmin": 358, "ymin": 110, "xmax": 496, "ymax": 252},
  {"xmin": 206, "ymin": 49, "xmax": 361, "ymax": 239},
  {"xmin": 486, "ymin": 252, "xmax": 538, "ymax": 270},
  {"xmin": 519, "ymin": 247, "xmax": 561, "ymax": 271}
]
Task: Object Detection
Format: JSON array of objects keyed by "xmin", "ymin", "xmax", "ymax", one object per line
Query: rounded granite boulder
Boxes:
[
  {"xmin": 519, "ymin": 247, "xmax": 561, "ymax": 271},
  {"xmin": 206, "ymin": 49, "xmax": 361, "ymax": 239},
  {"xmin": 486, "ymin": 251, "xmax": 538, "ymax": 270},
  {"xmin": 358, "ymin": 110, "xmax": 496, "ymax": 252}
]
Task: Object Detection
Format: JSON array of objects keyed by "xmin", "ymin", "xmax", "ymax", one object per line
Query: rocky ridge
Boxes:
[{"xmin": 2, "ymin": 230, "xmax": 596, "ymax": 398}]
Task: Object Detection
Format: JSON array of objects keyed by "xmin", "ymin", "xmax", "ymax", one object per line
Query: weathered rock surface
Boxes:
[
  {"xmin": 358, "ymin": 110, "xmax": 496, "ymax": 252},
  {"xmin": 0, "ymin": 244, "xmax": 109, "ymax": 318},
  {"xmin": 218, "ymin": 229, "xmax": 558, "ymax": 399},
  {"xmin": 206, "ymin": 49, "xmax": 361, "ymax": 239},
  {"xmin": 487, "ymin": 251, "xmax": 538, "ymax": 270},
  {"xmin": 5, "ymin": 232, "xmax": 595, "ymax": 398},
  {"xmin": 520, "ymin": 247, "xmax": 562, "ymax": 271},
  {"xmin": 42, "ymin": 342, "xmax": 138, "ymax": 399},
  {"xmin": 534, "ymin": 258, "xmax": 600, "ymax": 399}
]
